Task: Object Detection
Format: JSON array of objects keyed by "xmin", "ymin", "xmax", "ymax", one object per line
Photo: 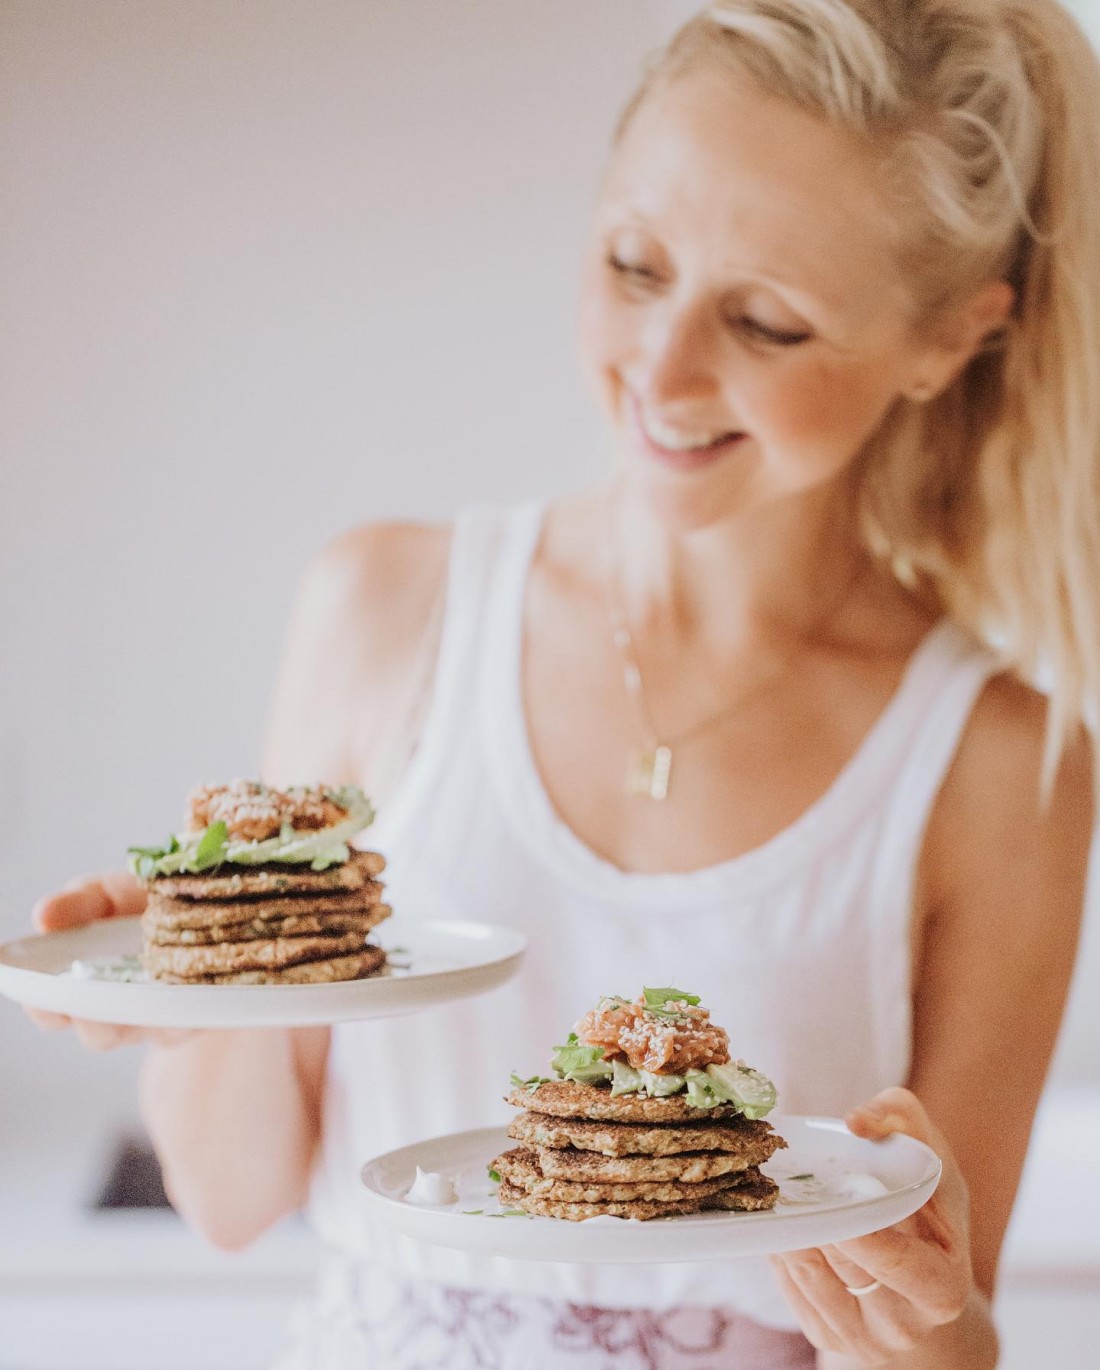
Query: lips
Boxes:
[{"xmin": 627, "ymin": 396, "xmax": 746, "ymax": 471}]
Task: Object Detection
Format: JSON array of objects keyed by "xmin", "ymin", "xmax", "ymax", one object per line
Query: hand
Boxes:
[
  {"xmin": 27, "ymin": 871, "xmax": 194, "ymax": 1050},
  {"xmin": 769, "ymin": 1087, "xmax": 972, "ymax": 1365}
]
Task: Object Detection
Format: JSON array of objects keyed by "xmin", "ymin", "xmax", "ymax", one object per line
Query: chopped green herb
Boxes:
[
  {"xmin": 487, "ymin": 1165, "xmax": 501, "ymax": 1184},
  {"xmin": 126, "ymin": 835, "xmax": 177, "ymax": 861},
  {"xmin": 642, "ymin": 987, "xmax": 701, "ymax": 1013},
  {"xmin": 486, "ymin": 1209, "xmax": 529, "ymax": 1218},
  {"xmin": 461, "ymin": 1209, "xmax": 484, "ymax": 1216},
  {"xmin": 510, "ymin": 1072, "xmax": 550, "ymax": 1093},
  {"xmin": 126, "ymin": 835, "xmax": 179, "ymax": 880},
  {"xmin": 789, "ymin": 1173, "xmax": 815, "ymax": 1182}
]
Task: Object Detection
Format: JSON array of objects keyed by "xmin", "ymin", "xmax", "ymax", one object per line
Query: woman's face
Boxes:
[{"xmin": 579, "ymin": 64, "xmax": 941, "ymax": 528}]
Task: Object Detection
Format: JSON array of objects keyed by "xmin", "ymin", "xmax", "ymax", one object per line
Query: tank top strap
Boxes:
[
  {"xmin": 369, "ymin": 501, "xmax": 544, "ymax": 848},
  {"xmin": 867, "ymin": 619, "xmax": 1002, "ymax": 899},
  {"xmin": 864, "ymin": 620, "xmax": 1002, "ymax": 1087}
]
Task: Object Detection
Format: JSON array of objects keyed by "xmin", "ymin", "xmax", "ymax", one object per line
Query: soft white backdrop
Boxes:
[{"xmin": 2, "ymin": 0, "xmax": 1098, "ymax": 1185}]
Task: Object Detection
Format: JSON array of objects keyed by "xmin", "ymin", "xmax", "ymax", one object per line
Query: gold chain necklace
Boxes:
[
  {"xmin": 604, "ymin": 499, "xmax": 864, "ymax": 803},
  {"xmin": 606, "ymin": 586, "xmax": 765, "ymax": 802}
]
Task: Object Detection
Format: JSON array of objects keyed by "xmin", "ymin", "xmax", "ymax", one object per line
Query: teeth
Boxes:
[{"xmin": 641, "ymin": 413, "xmax": 735, "ymax": 451}]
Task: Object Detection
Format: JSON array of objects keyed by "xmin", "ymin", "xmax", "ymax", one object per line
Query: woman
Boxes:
[{"xmin": 32, "ymin": 2, "xmax": 1100, "ymax": 1365}]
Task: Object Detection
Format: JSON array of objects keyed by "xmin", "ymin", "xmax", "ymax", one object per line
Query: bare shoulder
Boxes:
[
  {"xmin": 296, "ymin": 521, "xmax": 451, "ymax": 651},
  {"xmin": 262, "ymin": 521, "xmax": 451, "ymax": 786},
  {"xmin": 929, "ymin": 671, "xmax": 1094, "ymax": 902}
]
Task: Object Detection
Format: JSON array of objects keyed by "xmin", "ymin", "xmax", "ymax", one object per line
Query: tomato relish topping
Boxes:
[
  {"xmin": 186, "ymin": 781, "xmax": 350, "ymax": 843},
  {"xmin": 576, "ymin": 992, "xmax": 731, "ymax": 1075}
]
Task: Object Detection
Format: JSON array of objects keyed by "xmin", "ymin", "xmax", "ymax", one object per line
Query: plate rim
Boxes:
[{"xmin": 0, "ymin": 917, "xmax": 527, "ymax": 1026}]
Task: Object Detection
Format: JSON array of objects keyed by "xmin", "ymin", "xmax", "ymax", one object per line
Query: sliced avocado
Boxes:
[
  {"xmin": 684, "ymin": 1063, "xmax": 777, "ymax": 1116},
  {"xmin": 550, "ymin": 1040, "xmax": 613, "ymax": 1085}
]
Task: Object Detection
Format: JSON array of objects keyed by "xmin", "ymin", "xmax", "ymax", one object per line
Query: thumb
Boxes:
[
  {"xmin": 847, "ymin": 1086, "xmax": 943, "ymax": 1148},
  {"xmin": 846, "ymin": 1087, "xmax": 966, "ymax": 1223}
]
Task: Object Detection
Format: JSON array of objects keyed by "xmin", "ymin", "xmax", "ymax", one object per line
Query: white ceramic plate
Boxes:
[
  {"xmin": 0, "ymin": 918, "xmax": 525, "ymax": 1028},
  {"xmin": 360, "ymin": 1117, "xmax": 941, "ymax": 1263}
]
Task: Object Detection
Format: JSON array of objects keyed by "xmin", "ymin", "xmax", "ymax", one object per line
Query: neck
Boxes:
[{"xmin": 608, "ymin": 475, "xmax": 869, "ymax": 651}]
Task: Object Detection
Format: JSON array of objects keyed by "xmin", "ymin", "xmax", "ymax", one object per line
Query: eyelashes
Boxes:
[
  {"xmin": 605, "ymin": 254, "xmax": 813, "ymax": 349},
  {"xmin": 737, "ymin": 317, "xmax": 813, "ymax": 348},
  {"xmin": 606, "ymin": 253, "xmax": 660, "ymax": 284}
]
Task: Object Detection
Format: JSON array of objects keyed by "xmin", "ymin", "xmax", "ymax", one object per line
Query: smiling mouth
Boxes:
[
  {"xmin": 631, "ymin": 414, "xmax": 747, "ymax": 468},
  {"xmin": 626, "ymin": 396, "xmax": 746, "ymax": 465}
]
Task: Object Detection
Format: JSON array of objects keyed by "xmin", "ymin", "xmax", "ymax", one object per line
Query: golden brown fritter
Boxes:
[
  {"xmin": 497, "ymin": 1173, "xmax": 779, "ymax": 1222},
  {"xmin": 506, "ymin": 1079, "xmax": 747, "ymax": 1124},
  {"xmin": 154, "ymin": 945, "xmax": 388, "ymax": 985}
]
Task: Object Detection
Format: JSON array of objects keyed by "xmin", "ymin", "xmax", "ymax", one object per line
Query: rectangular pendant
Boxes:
[{"xmin": 628, "ymin": 745, "xmax": 672, "ymax": 802}]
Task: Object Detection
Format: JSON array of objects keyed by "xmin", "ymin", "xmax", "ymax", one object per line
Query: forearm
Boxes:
[
  {"xmin": 817, "ymin": 1288, "xmax": 998, "ymax": 1370},
  {"xmin": 139, "ymin": 1027, "xmax": 322, "ymax": 1250}
]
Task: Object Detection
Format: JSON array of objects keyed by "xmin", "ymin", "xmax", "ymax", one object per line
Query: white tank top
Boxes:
[{"xmin": 307, "ymin": 500, "xmax": 999, "ymax": 1330}]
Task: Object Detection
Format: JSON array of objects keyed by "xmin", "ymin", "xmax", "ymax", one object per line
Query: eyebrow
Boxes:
[
  {"xmin": 602, "ymin": 207, "xmax": 851, "ymax": 324},
  {"xmin": 733, "ymin": 269, "xmax": 848, "ymax": 325}
]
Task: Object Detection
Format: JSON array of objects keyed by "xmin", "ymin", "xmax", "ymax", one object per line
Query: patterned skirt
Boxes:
[{"xmin": 272, "ymin": 1261, "xmax": 816, "ymax": 1370}]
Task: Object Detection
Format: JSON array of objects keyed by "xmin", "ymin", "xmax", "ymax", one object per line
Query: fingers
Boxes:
[
  {"xmin": 846, "ymin": 1086, "xmax": 971, "ymax": 1249},
  {"xmin": 68, "ymin": 1022, "xmax": 195, "ymax": 1051},
  {"xmin": 769, "ymin": 1254, "xmax": 841, "ymax": 1352},
  {"xmin": 820, "ymin": 1242, "xmax": 884, "ymax": 1292},
  {"xmin": 72, "ymin": 1020, "xmax": 147, "ymax": 1052},
  {"xmin": 33, "ymin": 871, "xmax": 146, "ymax": 933},
  {"xmin": 148, "ymin": 1028, "xmax": 199, "ymax": 1048},
  {"xmin": 830, "ymin": 1225, "xmax": 971, "ymax": 1325},
  {"xmin": 26, "ymin": 1007, "xmax": 140, "ymax": 1051},
  {"xmin": 33, "ymin": 884, "xmax": 111, "ymax": 933},
  {"xmin": 772, "ymin": 1088, "xmax": 976, "ymax": 1359},
  {"xmin": 24, "ymin": 1007, "xmax": 195, "ymax": 1052},
  {"xmin": 846, "ymin": 1086, "xmax": 932, "ymax": 1144},
  {"xmin": 97, "ymin": 870, "xmax": 148, "ymax": 919},
  {"xmin": 24, "ymin": 1007, "xmax": 73, "ymax": 1031},
  {"xmin": 771, "ymin": 1249, "xmax": 922, "ymax": 1361}
]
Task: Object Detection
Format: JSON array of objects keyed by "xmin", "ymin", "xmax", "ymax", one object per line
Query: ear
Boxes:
[{"xmin": 904, "ymin": 279, "xmax": 1015, "ymax": 401}]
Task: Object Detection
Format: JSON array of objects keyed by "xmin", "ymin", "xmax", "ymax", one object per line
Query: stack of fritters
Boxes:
[
  {"xmin": 140, "ymin": 849, "xmax": 390, "ymax": 984},
  {"xmin": 492, "ymin": 1080, "xmax": 786, "ymax": 1221}
]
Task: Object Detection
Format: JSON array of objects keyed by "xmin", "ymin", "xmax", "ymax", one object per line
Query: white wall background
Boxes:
[{"xmin": 2, "ymin": 0, "xmax": 1098, "ymax": 1171}]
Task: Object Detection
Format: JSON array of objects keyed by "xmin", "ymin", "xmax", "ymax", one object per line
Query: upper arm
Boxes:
[
  {"xmin": 258, "ymin": 520, "xmax": 450, "ymax": 1158},
  {"xmin": 911, "ymin": 676, "xmax": 1094, "ymax": 1296},
  {"xmin": 261, "ymin": 520, "xmax": 451, "ymax": 792}
]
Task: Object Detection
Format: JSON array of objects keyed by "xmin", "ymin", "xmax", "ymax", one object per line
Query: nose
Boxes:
[{"xmin": 637, "ymin": 300, "xmax": 723, "ymax": 408}]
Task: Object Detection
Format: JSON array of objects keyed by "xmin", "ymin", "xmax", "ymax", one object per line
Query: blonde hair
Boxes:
[{"xmin": 621, "ymin": 0, "xmax": 1100, "ymax": 789}]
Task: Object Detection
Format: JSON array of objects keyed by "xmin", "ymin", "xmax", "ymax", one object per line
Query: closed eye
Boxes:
[
  {"xmin": 607, "ymin": 253, "xmax": 813, "ymax": 346},
  {"xmin": 735, "ymin": 317, "xmax": 813, "ymax": 347},
  {"xmin": 607, "ymin": 253, "xmax": 661, "ymax": 284}
]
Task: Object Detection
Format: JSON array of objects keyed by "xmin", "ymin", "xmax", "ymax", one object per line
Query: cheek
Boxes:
[
  {"xmin": 577, "ymin": 267, "xmax": 635, "ymax": 410},
  {"xmin": 577, "ymin": 287, "xmax": 616, "ymax": 391},
  {"xmin": 745, "ymin": 356, "xmax": 901, "ymax": 466}
]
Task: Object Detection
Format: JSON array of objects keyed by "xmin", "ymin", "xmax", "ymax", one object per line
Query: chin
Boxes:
[{"xmin": 614, "ymin": 441, "xmax": 767, "ymax": 534}]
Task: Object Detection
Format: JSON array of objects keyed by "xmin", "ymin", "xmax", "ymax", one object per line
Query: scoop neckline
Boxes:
[{"xmin": 481, "ymin": 501, "xmax": 965, "ymax": 907}]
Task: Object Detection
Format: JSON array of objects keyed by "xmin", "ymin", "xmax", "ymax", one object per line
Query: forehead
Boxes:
[{"xmin": 601, "ymin": 65, "xmax": 910, "ymax": 320}]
